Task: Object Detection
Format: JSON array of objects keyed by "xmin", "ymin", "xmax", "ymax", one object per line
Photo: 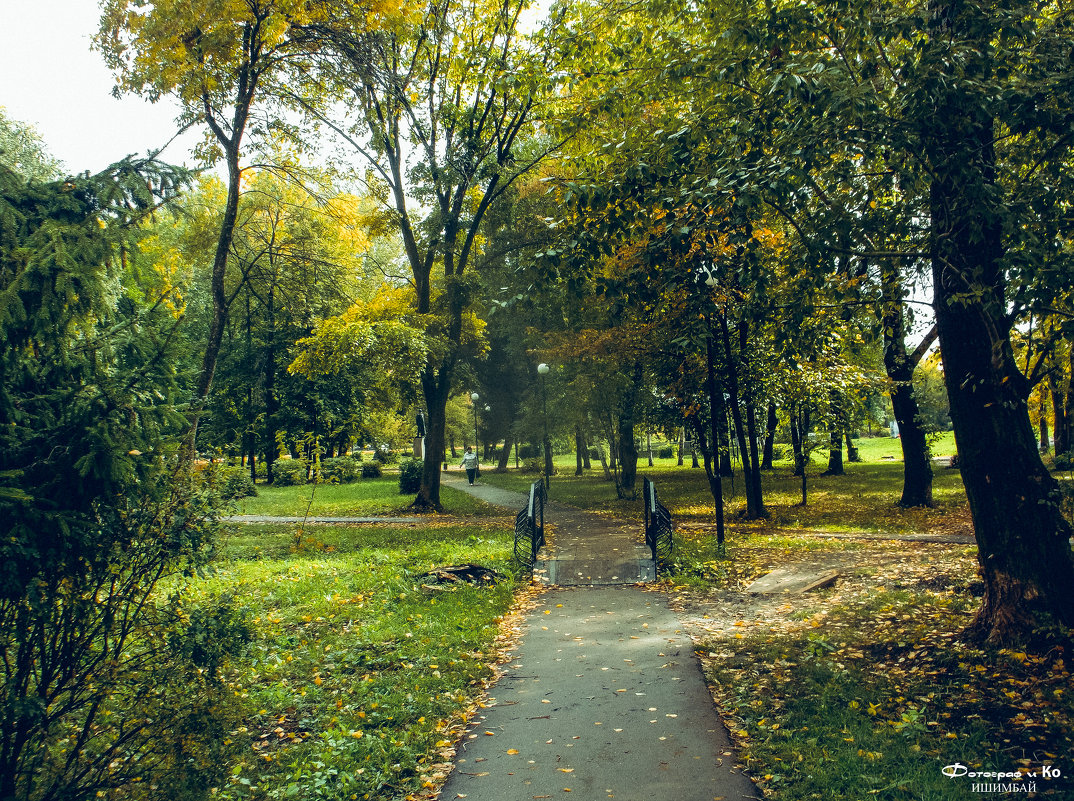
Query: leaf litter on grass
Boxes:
[{"xmin": 667, "ymin": 536, "xmax": 1073, "ymax": 799}]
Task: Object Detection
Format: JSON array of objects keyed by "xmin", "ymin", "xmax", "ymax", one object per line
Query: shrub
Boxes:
[
  {"xmin": 658, "ymin": 447, "xmax": 674, "ymax": 459},
  {"xmin": 202, "ymin": 463, "xmax": 257, "ymax": 501},
  {"xmin": 399, "ymin": 459, "xmax": 423, "ymax": 494},
  {"xmin": 272, "ymin": 459, "xmax": 310, "ymax": 486},
  {"xmin": 362, "ymin": 461, "xmax": 383, "ymax": 479},
  {"xmin": 320, "ymin": 455, "xmax": 362, "ymax": 484},
  {"xmin": 372, "ymin": 446, "xmax": 397, "ymax": 465},
  {"xmin": 521, "ymin": 457, "xmax": 543, "ymax": 474}
]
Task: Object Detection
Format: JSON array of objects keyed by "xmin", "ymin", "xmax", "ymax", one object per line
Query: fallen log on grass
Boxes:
[{"xmin": 418, "ymin": 564, "xmax": 504, "ymax": 588}]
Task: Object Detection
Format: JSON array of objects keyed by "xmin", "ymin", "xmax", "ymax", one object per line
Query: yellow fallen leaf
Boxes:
[
  {"xmin": 558, "ymin": 768, "xmax": 574, "ymax": 773},
  {"xmin": 507, "ymin": 749, "xmax": 519, "ymax": 754}
]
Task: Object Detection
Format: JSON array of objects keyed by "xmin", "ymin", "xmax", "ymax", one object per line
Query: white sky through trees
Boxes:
[{"xmin": 0, "ymin": 0, "xmax": 194, "ymax": 174}]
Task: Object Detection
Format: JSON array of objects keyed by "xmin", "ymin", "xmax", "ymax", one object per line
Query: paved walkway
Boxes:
[
  {"xmin": 440, "ymin": 471, "xmax": 655, "ymax": 585},
  {"xmin": 438, "ymin": 469, "xmax": 759, "ymax": 801}
]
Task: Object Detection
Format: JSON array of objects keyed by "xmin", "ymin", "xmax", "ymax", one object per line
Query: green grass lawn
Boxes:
[
  {"xmin": 236, "ymin": 476, "xmax": 501, "ymax": 518},
  {"xmin": 184, "ymin": 434, "xmax": 1073, "ymax": 801},
  {"xmin": 476, "ymin": 432, "xmax": 968, "ymax": 539},
  {"xmin": 184, "ymin": 485, "xmax": 522, "ymax": 800}
]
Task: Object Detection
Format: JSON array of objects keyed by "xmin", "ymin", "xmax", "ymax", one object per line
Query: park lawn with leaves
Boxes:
[
  {"xmin": 189, "ymin": 519, "xmax": 524, "ymax": 801},
  {"xmin": 480, "ymin": 433, "xmax": 969, "ymax": 540},
  {"xmin": 238, "ymin": 476, "xmax": 500, "ymax": 518},
  {"xmin": 668, "ymin": 530, "xmax": 1073, "ymax": 800}
]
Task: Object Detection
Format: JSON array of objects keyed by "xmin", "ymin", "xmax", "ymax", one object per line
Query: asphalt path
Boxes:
[{"xmin": 438, "ymin": 470, "xmax": 759, "ymax": 801}]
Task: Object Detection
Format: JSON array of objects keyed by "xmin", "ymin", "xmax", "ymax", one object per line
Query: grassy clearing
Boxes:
[
  {"xmin": 188, "ymin": 515, "xmax": 524, "ymax": 801},
  {"xmin": 237, "ymin": 476, "xmax": 500, "ymax": 518},
  {"xmin": 478, "ymin": 432, "xmax": 969, "ymax": 541}
]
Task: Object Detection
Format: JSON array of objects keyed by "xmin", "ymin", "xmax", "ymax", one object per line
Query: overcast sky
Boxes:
[{"xmin": 0, "ymin": 1, "xmax": 196, "ymax": 174}]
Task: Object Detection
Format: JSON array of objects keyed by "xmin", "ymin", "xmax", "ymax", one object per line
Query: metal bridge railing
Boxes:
[
  {"xmin": 643, "ymin": 477, "xmax": 674, "ymax": 565},
  {"xmin": 514, "ymin": 480, "xmax": 546, "ymax": 570}
]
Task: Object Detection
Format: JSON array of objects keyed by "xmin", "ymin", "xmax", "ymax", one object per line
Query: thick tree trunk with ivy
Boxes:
[{"xmin": 926, "ymin": 0, "xmax": 1074, "ymax": 640}]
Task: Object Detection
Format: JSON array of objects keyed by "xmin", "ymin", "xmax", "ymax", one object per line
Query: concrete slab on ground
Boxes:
[
  {"xmin": 745, "ymin": 568, "xmax": 840, "ymax": 594},
  {"xmin": 439, "ymin": 586, "xmax": 758, "ymax": 801}
]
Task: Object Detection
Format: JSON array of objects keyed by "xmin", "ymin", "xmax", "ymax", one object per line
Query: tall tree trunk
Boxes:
[
  {"xmin": 824, "ymin": 433, "xmax": 845, "ymax": 476},
  {"xmin": 790, "ymin": 411, "xmax": 805, "ymax": 477},
  {"xmin": 718, "ymin": 412, "xmax": 733, "ymax": 477},
  {"xmin": 1039, "ymin": 391, "xmax": 1050, "ymax": 452},
  {"xmin": 704, "ymin": 333, "xmax": 726, "ymax": 544},
  {"xmin": 720, "ymin": 314, "xmax": 766, "ymax": 518},
  {"xmin": 615, "ymin": 363, "xmax": 643, "ymax": 498},
  {"xmin": 1063, "ymin": 351, "xmax": 1074, "ymax": 455},
  {"xmin": 186, "ymin": 112, "xmax": 250, "ymax": 460},
  {"xmin": 416, "ymin": 364, "xmax": 452, "ymax": 511},
  {"xmin": 678, "ymin": 429, "xmax": 685, "ymax": 466},
  {"xmin": 846, "ymin": 431, "xmax": 861, "ymax": 462},
  {"xmin": 596, "ymin": 441, "xmax": 612, "ymax": 481},
  {"xmin": 263, "ymin": 286, "xmax": 279, "ymax": 486},
  {"xmin": 575, "ymin": 424, "xmax": 585, "ymax": 475},
  {"xmin": 881, "ymin": 261, "xmax": 937, "ymax": 506},
  {"xmin": 926, "ymin": 2, "xmax": 1074, "ymax": 639},
  {"xmin": 496, "ymin": 433, "xmax": 513, "ymax": 473},
  {"xmin": 761, "ymin": 402, "xmax": 777, "ymax": 470}
]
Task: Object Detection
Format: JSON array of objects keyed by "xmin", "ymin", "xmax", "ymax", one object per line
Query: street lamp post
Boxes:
[
  {"xmin": 483, "ymin": 404, "xmax": 491, "ymax": 461},
  {"xmin": 537, "ymin": 363, "xmax": 551, "ymax": 490},
  {"xmin": 470, "ymin": 392, "xmax": 480, "ymax": 478}
]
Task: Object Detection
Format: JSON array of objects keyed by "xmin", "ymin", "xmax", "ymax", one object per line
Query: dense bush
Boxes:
[
  {"xmin": 658, "ymin": 447, "xmax": 674, "ymax": 459},
  {"xmin": 362, "ymin": 461, "xmax": 384, "ymax": 479},
  {"xmin": 320, "ymin": 455, "xmax": 362, "ymax": 484},
  {"xmin": 272, "ymin": 459, "xmax": 310, "ymax": 486},
  {"xmin": 372, "ymin": 446, "xmax": 397, "ymax": 464},
  {"xmin": 399, "ymin": 459, "xmax": 423, "ymax": 494},
  {"xmin": 0, "ymin": 160, "xmax": 247, "ymax": 801},
  {"xmin": 202, "ymin": 463, "xmax": 257, "ymax": 500},
  {"xmin": 521, "ymin": 457, "xmax": 543, "ymax": 474}
]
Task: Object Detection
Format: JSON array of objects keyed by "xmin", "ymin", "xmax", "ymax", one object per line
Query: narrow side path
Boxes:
[{"xmin": 439, "ymin": 586, "xmax": 759, "ymax": 801}]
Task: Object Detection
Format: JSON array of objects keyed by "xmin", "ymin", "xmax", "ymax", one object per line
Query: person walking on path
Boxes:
[{"xmin": 460, "ymin": 446, "xmax": 479, "ymax": 485}]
